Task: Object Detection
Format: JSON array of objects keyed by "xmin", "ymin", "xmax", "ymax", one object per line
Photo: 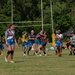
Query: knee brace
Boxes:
[
  {"xmin": 7, "ymin": 51, "xmax": 11, "ymax": 55},
  {"xmin": 11, "ymin": 50, "xmax": 14, "ymax": 54}
]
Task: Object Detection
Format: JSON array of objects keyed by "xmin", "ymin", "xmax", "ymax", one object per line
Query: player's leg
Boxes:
[
  {"xmin": 73, "ymin": 45, "xmax": 75, "ymax": 55},
  {"xmin": 10, "ymin": 44, "xmax": 15, "ymax": 63},
  {"xmin": 37, "ymin": 45, "xmax": 42, "ymax": 56},
  {"xmin": 33, "ymin": 39, "xmax": 40, "ymax": 55},
  {"xmin": 27, "ymin": 46, "xmax": 32, "ymax": 55},
  {"xmin": 42, "ymin": 42, "xmax": 47, "ymax": 56},
  {"xmin": 5, "ymin": 45, "xmax": 11, "ymax": 62},
  {"xmin": 43, "ymin": 46, "xmax": 47, "ymax": 56},
  {"xmin": 69, "ymin": 44, "xmax": 73, "ymax": 55},
  {"xmin": 27, "ymin": 41, "xmax": 33, "ymax": 55}
]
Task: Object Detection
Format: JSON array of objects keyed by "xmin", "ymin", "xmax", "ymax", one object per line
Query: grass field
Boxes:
[{"xmin": 0, "ymin": 44, "xmax": 75, "ymax": 75}]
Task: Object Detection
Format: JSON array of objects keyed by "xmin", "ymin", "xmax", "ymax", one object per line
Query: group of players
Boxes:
[
  {"xmin": 0, "ymin": 24, "xmax": 75, "ymax": 63},
  {"xmin": 0, "ymin": 24, "xmax": 48, "ymax": 63},
  {"xmin": 20, "ymin": 29, "xmax": 48, "ymax": 56}
]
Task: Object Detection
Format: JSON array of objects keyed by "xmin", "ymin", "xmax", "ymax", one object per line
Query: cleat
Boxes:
[
  {"xmin": 38, "ymin": 54, "xmax": 42, "ymax": 56},
  {"xmin": 23, "ymin": 53, "xmax": 27, "ymax": 56},
  {"xmin": 44, "ymin": 54, "xmax": 47, "ymax": 56},
  {"xmin": 10, "ymin": 61, "xmax": 14, "ymax": 63},
  {"xmin": 5, "ymin": 57, "xmax": 8, "ymax": 62},
  {"xmin": 35, "ymin": 52, "xmax": 37, "ymax": 56},
  {"xmin": 58, "ymin": 55, "xmax": 62, "ymax": 57}
]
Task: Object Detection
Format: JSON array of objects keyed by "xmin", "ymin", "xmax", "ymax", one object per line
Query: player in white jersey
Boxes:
[
  {"xmin": 55, "ymin": 29, "xmax": 63, "ymax": 57},
  {"xmin": 5, "ymin": 24, "xmax": 15, "ymax": 63}
]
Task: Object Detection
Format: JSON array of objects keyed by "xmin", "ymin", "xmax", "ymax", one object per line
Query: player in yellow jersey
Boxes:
[
  {"xmin": 21, "ymin": 31, "xmax": 29, "ymax": 56},
  {"xmin": 21, "ymin": 31, "xmax": 28, "ymax": 48}
]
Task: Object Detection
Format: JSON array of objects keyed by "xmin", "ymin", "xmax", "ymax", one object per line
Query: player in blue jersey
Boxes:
[
  {"xmin": 5, "ymin": 24, "xmax": 15, "ymax": 63},
  {"xmin": 27, "ymin": 30, "xmax": 36, "ymax": 55}
]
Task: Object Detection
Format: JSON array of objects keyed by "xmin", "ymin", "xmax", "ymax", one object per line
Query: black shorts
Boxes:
[
  {"xmin": 0, "ymin": 42, "xmax": 2, "ymax": 50},
  {"xmin": 71, "ymin": 43, "xmax": 75, "ymax": 47}
]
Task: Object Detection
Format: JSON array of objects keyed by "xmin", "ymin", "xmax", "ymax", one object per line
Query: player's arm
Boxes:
[
  {"xmin": 13, "ymin": 31, "xmax": 17, "ymax": 44},
  {"xmin": 29, "ymin": 35, "xmax": 35, "ymax": 40},
  {"xmin": 5, "ymin": 34, "xmax": 8, "ymax": 45},
  {"xmin": 71, "ymin": 40, "xmax": 75, "ymax": 42},
  {"xmin": 69, "ymin": 37, "xmax": 73, "ymax": 43},
  {"xmin": 36, "ymin": 34, "xmax": 39, "ymax": 38}
]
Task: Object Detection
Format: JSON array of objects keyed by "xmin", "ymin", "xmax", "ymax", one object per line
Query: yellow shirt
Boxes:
[{"xmin": 21, "ymin": 34, "xmax": 28, "ymax": 42}]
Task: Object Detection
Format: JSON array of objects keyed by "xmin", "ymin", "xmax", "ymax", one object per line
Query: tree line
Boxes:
[{"xmin": 0, "ymin": 0, "xmax": 75, "ymax": 41}]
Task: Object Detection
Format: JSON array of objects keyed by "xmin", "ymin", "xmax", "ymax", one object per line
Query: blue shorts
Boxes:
[
  {"xmin": 0, "ymin": 42, "xmax": 4, "ymax": 50},
  {"xmin": 35, "ymin": 39, "xmax": 41, "ymax": 45},
  {"xmin": 2, "ymin": 45, "xmax": 4, "ymax": 50},
  {"xmin": 28, "ymin": 40, "xmax": 35, "ymax": 45},
  {"xmin": 22, "ymin": 42, "xmax": 26, "ymax": 46},
  {"xmin": 25, "ymin": 42, "xmax": 32, "ymax": 48},
  {"xmin": 0, "ymin": 42, "xmax": 2, "ymax": 45},
  {"xmin": 7, "ymin": 39, "xmax": 15, "ymax": 46},
  {"xmin": 41, "ymin": 42, "xmax": 46, "ymax": 46},
  {"xmin": 56, "ymin": 40, "xmax": 62, "ymax": 47}
]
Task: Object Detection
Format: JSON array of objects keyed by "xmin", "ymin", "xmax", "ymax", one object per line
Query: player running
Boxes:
[
  {"xmin": 55, "ymin": 29, "xmax": 63, "ymax": 57},
  {"xmin": 21, "ymin": 31, "xmax": 29, "ymax": 56},
  {"xmin": 37, "ymin": 31, "xmax": 48, "ymax": 56},
  {"xmin": 27, "ymin": 30, "xmax": 36, "ymax": 55},
  {"xmin": 33, "ymin": 30, "xmax": 43, "ymax": 55}
]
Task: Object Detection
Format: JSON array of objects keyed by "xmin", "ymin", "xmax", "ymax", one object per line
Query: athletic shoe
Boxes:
[
  {"xmin": 69, "ymin": 53, "xmax": 72, "ymax": 55},
  {"xmin": 5, "ymin": 57, "xmax": 8, "ymax": 62},
  {"xmin": 58, "ymin": 55, "xmax": 62, "ymax": 57},
  {"xmin": 10, "ymin": 61, "xmax": 14, "ymax": 63},
  {"xmin": 33, "ymin": 52, "xmax": 37, "ymax": 56},
  {"xmin": 38, "ymin": 54, "xmax": 42, "ymax": 56},
  {"xmin": 23, "ymin": 53, "xmax": 27, "ymax": 56},
  {"xmin": 44, "ymin": 54, "xmax": 47, "ymax": 56}
]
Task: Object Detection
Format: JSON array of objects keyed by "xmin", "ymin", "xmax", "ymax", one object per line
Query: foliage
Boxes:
[{"xmin": 0, "ymin": 0, "xmax": 75, "ymax": 40}]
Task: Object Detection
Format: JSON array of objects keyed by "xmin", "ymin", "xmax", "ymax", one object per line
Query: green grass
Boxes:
[{"xmin": 0, "ymin": 44, "xmax": 75, "ymax": 75}]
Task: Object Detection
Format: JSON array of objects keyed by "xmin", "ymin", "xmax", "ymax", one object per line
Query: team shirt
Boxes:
[
  {"xmin": 55, "ymin": 34, "xmax": 63, "ymax": 47},
  {"xmin": 56, "ymin": 34, "xmax": 63, "ymax": 41},
  {"xmin": 5, "ymin": 29, "xmax": 15, "ymax": 41},
  {"xmin": 70, "ymin": 35, "xmax": 75, "ymax": 44},
  {"xmin": 21, "ymin": 34, "xmax": 28, "ymax": 42}
]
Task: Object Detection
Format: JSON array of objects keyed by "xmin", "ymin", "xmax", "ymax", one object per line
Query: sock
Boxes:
[
  {"xmin": 24, "ymin": 51, "xmax": 26, "ymax": 54},
  {"xmin": 70, "ymin": 51, "xmax": 72, "ymax": 55},
  {"xmin": 27, "ymin": 47, "xmax": 32, "ymax": 55},
  {"xmin": 6, "ymin": 51, "xmax": 11, "ymax": 58},
  {"xmin": 10, "ymin": 50, "xmax": 14, "ymax": 61},
  {"xmin": 55, "ymin": 50, "xmax": 57, "ymax": 54}
]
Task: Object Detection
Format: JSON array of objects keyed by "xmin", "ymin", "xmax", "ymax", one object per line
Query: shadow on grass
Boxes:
[{"xmin": 15, "ymin": 60, "xmax": 25, "ymax": 63}]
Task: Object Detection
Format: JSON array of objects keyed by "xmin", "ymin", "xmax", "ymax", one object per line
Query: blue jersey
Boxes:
[
  {"xmin": 29, "ymin": 34, "xmax": 35, "ymax": 41},
  {"xmin": 5, "ymin": 29, "xmax": 15, "ymax": 40},
  {"xmin": 29, "ymin": 34, "xmax": 35, "ymax": 45},
  {"xmin": 5, "ymin": 29, "xmax": 15, "ymax": 46}
]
